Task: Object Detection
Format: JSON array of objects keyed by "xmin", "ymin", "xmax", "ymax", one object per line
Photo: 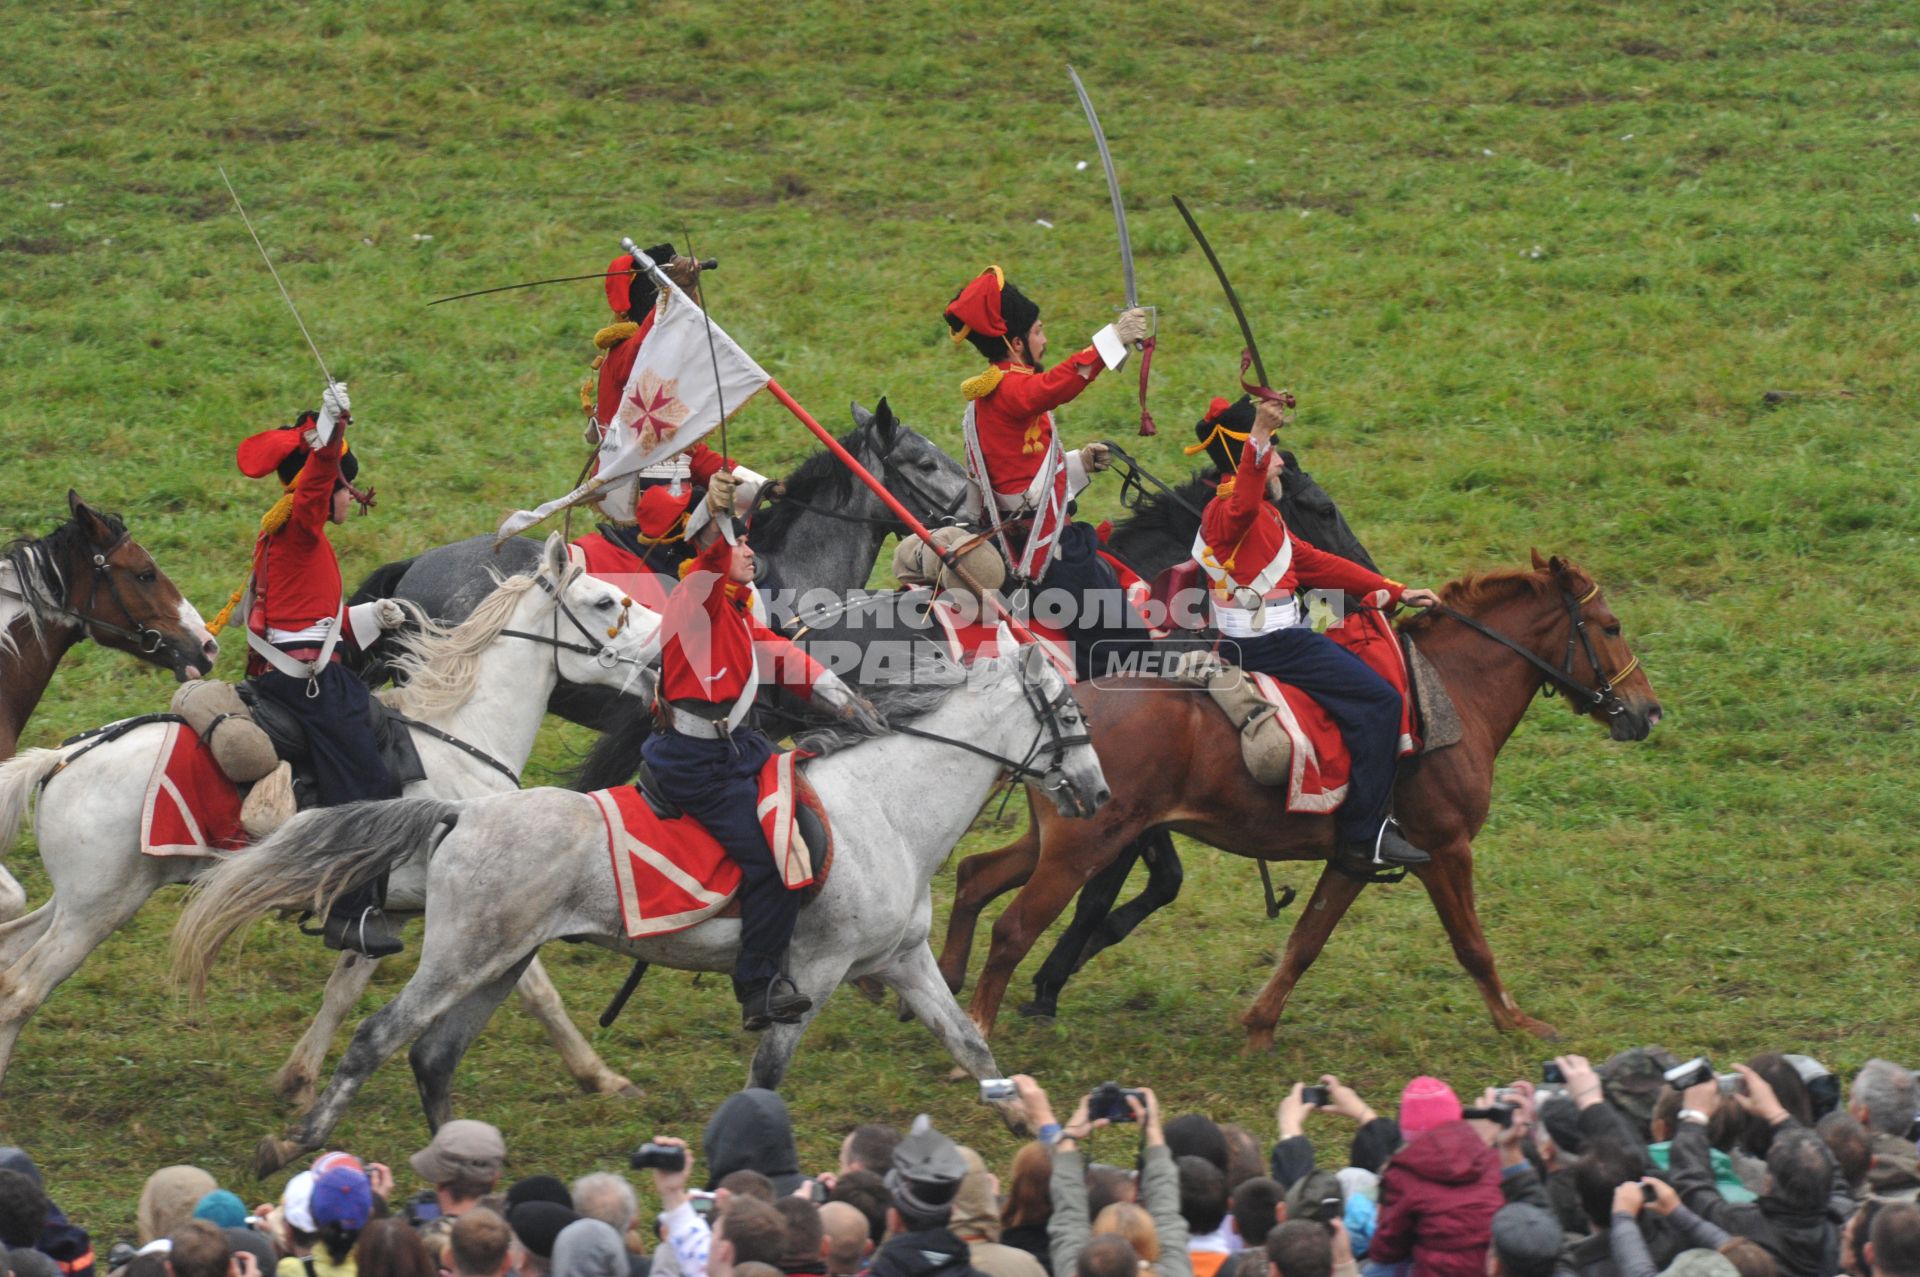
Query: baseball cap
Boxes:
[
  {"xmin": 1284, "ymin": 1170, "xmax": 1344, "ymax": 1225},
  {"xmin": 282, "ymin": 1171, "xmax": 318, "ymax": 1234},
  {"xmin": 410, "ymin": 1120, "xmax": 506, "ymax": 1186},
  {"xmin": 1490, "ymin": 1203, "xmax": 1562, "ymax": 1277},
  {"xmin": 311, "ymin": 1166, "xmax": 374, "ymax": 1231}
]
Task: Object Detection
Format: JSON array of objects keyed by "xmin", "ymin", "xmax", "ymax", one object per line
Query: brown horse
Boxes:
[
  {"xmin": 0, "ymin": 491, "xmax": 218, "ymax": 758},
  {"xmin": 936, "ymin": 553, "xmax": 1662, "ymax": 1047}
]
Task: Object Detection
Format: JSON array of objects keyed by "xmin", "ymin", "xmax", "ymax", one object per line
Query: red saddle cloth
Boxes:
[
  {"xmin": 141, "ymin": 722, "xmax": 248, "ymax": 858},
  {"xmin": 1246, "ymin": 606, "xmax": 1420, "ymax": 813},
  {"xmin": 591, "ymin": 750, "xmax": 828, "ymax": 939}
]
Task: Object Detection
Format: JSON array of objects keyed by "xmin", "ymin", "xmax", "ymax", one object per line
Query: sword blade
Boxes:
[
  {"xmin": 218, "ymin": 165, "xmax": 341, "ymax": 419},
  {"xmin": 1067, "ymin": 65, "xmax": 1137, "ymax": 308},
  {"xmin": 1173, "ymin": 195, "xmax": 1268, "ymax": 389}
]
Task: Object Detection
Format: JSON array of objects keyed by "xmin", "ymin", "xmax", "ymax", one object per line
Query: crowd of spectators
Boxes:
[{"xmin": 7, "ymin": 1050, "xmax": 1919, "ymax": 1277}]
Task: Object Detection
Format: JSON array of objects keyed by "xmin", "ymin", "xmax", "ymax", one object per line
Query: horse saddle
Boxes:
[
  {"xmin": 234, "ymin": 681, "xmax": 428, "ymax": 811},
  {"xmin": 633, "ymin": 758, "xmax": 833, "ymax": 906}
]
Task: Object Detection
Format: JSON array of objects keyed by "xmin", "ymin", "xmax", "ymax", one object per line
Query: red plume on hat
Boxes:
[
  {"xmin": 605, "ymin": 254, "xmax": 637, "ymax": 316},
  {"xmin": 236, "ymin": 418, "xmax": 314, "ymax": 479},
  {"xmin": 635, "ymin": 482, "xmax": 694, "ymax": 539},
  {"xmin": 944, "ymin": 266, "xmax": 1008, "ymax": 341}
]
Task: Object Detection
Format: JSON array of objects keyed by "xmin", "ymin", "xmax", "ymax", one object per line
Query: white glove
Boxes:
[
  {"xmin": 705, "ymin": 470, "xmax": 739, "ymax": 518},
  {"xmin": 1078, "ymin": 441, "xmax": 1113, "ymax": 473},
  {"xmin": 375, "ymin": 598, "xmax": 407, "ymax": 629},
  {"xmin": 315, "ymin": 381, "xmax": 351, "ymax": 443},
  {"xmin": 1114, "ymin": 308, "xmax": 1151, "ymax": 346}
]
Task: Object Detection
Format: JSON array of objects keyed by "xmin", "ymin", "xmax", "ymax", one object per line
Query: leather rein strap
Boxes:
[{"xmin": 1425, "ymin": 582, "xmax": 1636, "ymax": 717}]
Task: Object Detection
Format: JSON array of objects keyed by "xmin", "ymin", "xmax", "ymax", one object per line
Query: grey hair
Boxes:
[
  {"xmin": 571, "ymin": 1172, "xmax": 637, "ymax": 1233},
  {"xmin": 1851, "ymin": 1059, "xmax": 1918, "ymax": 1136}
]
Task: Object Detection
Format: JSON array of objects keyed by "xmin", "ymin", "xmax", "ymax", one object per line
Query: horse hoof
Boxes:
[
  {"xmin": 895, "ymin": 997, "xmax": 916, "ymax": 1024},
  {"xmin": 253, "ymin": 1136, "xmax": 300, "ymax": 1179},
  {"xmin": 992, "ymin": 1098, "xmax": 1032, "ymax": 1136},
  {"xmin": 945, "ymin": 1065, "xmax": 972, "ymax": 1084},
  {"xmin": 616, "ymin": 1083, "xmax": 646, "ymax": 1100},
  {"xmin": 852, "ymin": 976, "xmax": 888, "ymax": 1006},
  {"xmin": 1241, "ymin": 1028, "xmax": 1277, "ymax": 1055},
  {"xmin": 1016, "ymin": 999, "xmax": 1057, "ymax": 1022},
  {"xmin": 1521, "ymin": 1017, "xmax": 1561, "ymax": 1042}
]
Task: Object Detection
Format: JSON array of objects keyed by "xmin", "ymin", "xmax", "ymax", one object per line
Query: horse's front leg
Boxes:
[
  {"xmin": 1240, "ymin": 861, "xmax": 1368, "ymax": 1052},
  {"xmin": 746, "ymin": 953, "xmax": 849, "ymax": 1092},
  {"xmin": 937, "ymin": 807, "xmax": 1040, "ymax": 995},
  {"xmin": 1411, "ymin": 844, "xmax": 1558, "ymax": 1039},
  {"xmin": 1023, "ymin": 837, "xmax": 1143, "ymax": 1019},
  {"xmin": 515, "ymin": 955, "xmax": 642, "ymax": 1099}
]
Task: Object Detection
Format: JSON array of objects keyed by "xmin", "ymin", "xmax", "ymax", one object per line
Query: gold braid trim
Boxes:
[
  {"xmin": 1022, "ymin": 420, "xmax": 1046, "ymax": 455},
  {"xmin": 632, "ymin": 513, "xmax": 689, "ymax": 545},
  {"xmin": 206, "ymin": 585, "xmax": 245, "ymax": 636},
  {"xmin": 961, "ymin": 367, "xmax": 1005, "ymax": 401}
]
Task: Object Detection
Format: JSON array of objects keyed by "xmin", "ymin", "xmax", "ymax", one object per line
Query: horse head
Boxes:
[
  {"xmin": 849, "ymin": 399, "xmax": 970, "ymax": 529},
  {"xmin": 1528, "ymin": 550, "xmax": 1662, "ymax": 741},
  {"xmin": 991, "ymin": 626, "xmax": 1108, "ymax": 819},
  {"xmin": 36, "ymin": 492, "xmax": 218, "ymax": 681},
  {"xmin": 537, "ymin": 532, "xmax": 661, "ymax": 697}
]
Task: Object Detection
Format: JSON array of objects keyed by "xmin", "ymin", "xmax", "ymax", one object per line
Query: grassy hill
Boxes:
[{"xmin": 3, "ymin": 0, "xmax": 1918, "ymax": 1235}]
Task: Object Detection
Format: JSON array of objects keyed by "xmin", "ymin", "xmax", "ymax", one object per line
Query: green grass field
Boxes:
[{"xmin": 4, "ymin": 0, "xmax": 1919, "ymax": 1238}]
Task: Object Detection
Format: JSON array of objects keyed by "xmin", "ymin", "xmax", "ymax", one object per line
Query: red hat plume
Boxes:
[
  {"xmin": 606, "ymin": 255, "xmax": 637, "ymax": 316},
  {"xmin": 944, "ymin": 266, "xmax": 1008, "ymax": 341}
]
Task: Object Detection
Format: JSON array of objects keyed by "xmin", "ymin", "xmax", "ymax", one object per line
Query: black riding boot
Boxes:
[
  {"xmin": 736, "ymin": 976, "xmax": 811, "ymax": 1032},
  {"xmin": 1341, "ymin": 818, "xmax": 1431, "ymax": 868},
  {"xmin": 322, "ymin": 882, "xmax": 404, "ymax": 959}
]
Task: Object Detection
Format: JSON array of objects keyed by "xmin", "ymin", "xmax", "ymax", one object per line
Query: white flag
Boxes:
[{"xmin": 497, "ymin": 262, "xmax": 771, "ymax": 540}]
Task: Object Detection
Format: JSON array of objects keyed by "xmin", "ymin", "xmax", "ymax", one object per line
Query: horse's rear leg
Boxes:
[
  {"xmin": 0, "ymin": 903, "xmax": 57, "ymax": 970},
  {"xmin": 937, "ymin": 815, "xmax": 1039, "ymax": 995},
  {"xmin": 1240, "ymin": 863, "xmax": 1367, "ymax": 1052},
  {"xmin": 1029, "ymin": 832, "xmax": 1186, "ymax": 1019},
  {"xmin": 263, "ymin": 940, "xmax": 532, "ymax": 1177},
  {"xmin": 1023, "ymin": 839, "xmax": 1143, "ymax": 1019},
  {"xmin": 515, "ymin": 956, "xmax": 641, "ymax": 1099},
  {"xmin": 1413, "ymin": 848, "xmax": 1557, "ymax": 1039},
  {"xmin": 412, "ymin": 954, "xmax": 538, "ymax": 1131},
  {"xmin": 968, "ymin": 843, "xmax": 1111, "ymax": 1040},
  {"xmin": 276, "ymin": 951, "xmax": 377, "ymax": 1112}
]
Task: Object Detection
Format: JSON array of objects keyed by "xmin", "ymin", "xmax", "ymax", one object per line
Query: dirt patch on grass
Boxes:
[{"xmin": 0, "ymin": 235, "xmax": 68, "ymax": 255}]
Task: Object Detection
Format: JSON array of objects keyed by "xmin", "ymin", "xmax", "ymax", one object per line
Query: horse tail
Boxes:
[
  {"xmin": 172, "ymin": 797, "xmax": 462, "ymax": 1000},
  {"xmin": 0, "ymin": 749, "xmax": 61, "ymax": 921}
]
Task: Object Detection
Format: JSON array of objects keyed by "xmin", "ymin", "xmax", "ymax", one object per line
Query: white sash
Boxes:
[
  {"xmin": 1191, "ymin": 527, "xmax": 1297, "ymax": 636},
  {"xmin": 961, "ymin": 402, "xmax": 1070, "ymax": 580}
]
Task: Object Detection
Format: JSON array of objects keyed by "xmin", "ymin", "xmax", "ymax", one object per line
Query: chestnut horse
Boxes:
[
  {"xmin": 936, "ymin": 553, "xmax": 1662, "ymax": 1047},
  {"xmin": 1, "ymin": 491, "xmax": 218, "ymax": 759}
]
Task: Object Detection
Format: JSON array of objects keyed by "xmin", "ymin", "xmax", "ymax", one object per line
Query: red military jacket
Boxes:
[
  {"xmin": 964, "ymin": 347, "xmax": 1103, "ymax": 496},
  {"xmin": 656, "ymin": 535, "xmax": 830, "ymax": 709},
  {"xmin": 250, "ymin": 432, "xmax": 347, "ymax": 641},
  {"xmin": 1198, "ymin": 437, "xmax": 1404, "ymax": 604}
]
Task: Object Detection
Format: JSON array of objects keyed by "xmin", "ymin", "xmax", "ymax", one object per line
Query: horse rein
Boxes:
[
  {"xmin": 750, "ymin": 428, "xmax": 969, "ymax": 530},
  {"xmin": 498, "ymin": 569, "xmax": 645, "ymax": 671},
  {"xmin": 892, "ymin": 659, "xmax": 1093, "ymax": 797},
  {"xmin": 0, "ymin": 533, "xmax": 170, "ymax": 654},
  {"xmin": 1424, "ymin": 581, "xmax": 1638, "ymax": 718}
]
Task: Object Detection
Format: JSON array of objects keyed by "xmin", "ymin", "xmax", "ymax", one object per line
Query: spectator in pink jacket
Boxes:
[{"xmin": 1367, "ymin": 1079, "xmax": 1504, "ymax": 1277}]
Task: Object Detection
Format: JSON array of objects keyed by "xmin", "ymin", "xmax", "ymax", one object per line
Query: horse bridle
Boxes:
[
  {"xmin": 751, "ymin": 426, "xmax": 969, "ymax": 529},
  {"xmin": 893, "ymin": 656, "xmax": 1095, "ymax": 797},
  {"xmin": 499, "ymin": 569, "xmax": 648, "ymax": 672},
  {"xmin": 0, "ymin": 534, "xmax": 171, "ymax": 655},
  {"xmin": 1426, "ymin": 581, "xmax": 1640, "ymax": 719}
]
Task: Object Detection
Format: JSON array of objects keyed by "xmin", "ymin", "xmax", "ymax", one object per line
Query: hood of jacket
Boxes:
[
  {"xmin": 1869, "ymin": 1133, "xmax": 1920, "ymax": 1197},
  {"xmin": 1752, "ymin": 1197, "xmax": 1839, "ymax": 1277},
  {"xmin": 870, "ymin": 1228, "xmax": 975, "ymax": 1277},
  {"xmin": 702, "ymin": 1088, "xmax": 804, "ymax": 1193},
  {"xmin": 950, "ymin": 1149, "xmax": 1002, "ymax": 1244},
  {"xmin": 1390, "ymin": 1121, "xmax": 1499, "ymax": 1187}
]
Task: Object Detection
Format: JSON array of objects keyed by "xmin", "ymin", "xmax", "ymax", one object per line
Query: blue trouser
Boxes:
[
  {"xmin": 640, "ymin": 725, "xmax": 794, "ymax": 994},
  {"xmin": 1231, "ymin": 626, "xmax": 1403, "ymax": 846},
  {"xmin": 1031, "ymin": 521, "xmax": 1155, "ymax": 681},
  {"xmin": 252, "ymin": 660, "xmax": 399, "ymax": 918}
]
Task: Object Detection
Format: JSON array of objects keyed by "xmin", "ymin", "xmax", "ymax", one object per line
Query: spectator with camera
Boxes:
[
  {"xmin": 1362, "ymin": 1074, "xmax": 1502, "ymax": 1277},
  {"xmin": 866, "ymin": 1116, "xmax": 982, "ymax": 1277},
  {"xmin": 1604, "ymin": 1175, "xmax": 1737, "ymax": 1277},
  {"xmin": 1669, "ymin": 1063, "xmax": 1843, "ymax": 1277},
  {"xmin": 1012, "ymin": 1076, "xmax": 1189, "ymax": 1277},
  {"xmin": 407, "ymin": 1123, "xmax": 507, "ymax": 1233}
]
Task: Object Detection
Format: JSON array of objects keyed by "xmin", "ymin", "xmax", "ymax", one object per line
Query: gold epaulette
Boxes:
[
  {"xmin": 961, "ymin": 367, "xmax": 1005, "ymax": 401},
  {"xmin": 595, "ymin": 322, "xmax": 641, "ymax": 351}
]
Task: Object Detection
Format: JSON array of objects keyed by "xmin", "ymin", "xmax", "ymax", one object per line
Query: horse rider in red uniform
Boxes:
[
  {"xmin": 1191, "ymin": 395, "xmax": 1442, "ymax": 868},
  {"xmin": 573, "ymin": 245, "xmax": 770, "ymax": 589},
  {"xmin": 236, "ymin": 383, "xmax": 410, "ymax": 956},
  {"xmin": 641, "ymin": 493, "xmax": 876, "ymax": 1031},
  {"xmin": 942, "ymin": 266, "xmax": 1155, "ymax": 679}
]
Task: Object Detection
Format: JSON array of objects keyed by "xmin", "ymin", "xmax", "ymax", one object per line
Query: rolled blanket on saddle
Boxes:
[
  {"xmin": 169, "ymin": 679, "xmax": 278, "ymax": 784},
  {"xmin": 891, "ymin": 526, "xmax": 1006, "ymax": 600}
]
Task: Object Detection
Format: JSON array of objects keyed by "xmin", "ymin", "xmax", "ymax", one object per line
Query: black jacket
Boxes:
[
  {"xmin": 870, "ymin": 1229, "xmax": 987, "ymax": 1277},
  {"xmin": 1669, "ymin": 1120, "xmax": 1839, "ymax": 1277}
]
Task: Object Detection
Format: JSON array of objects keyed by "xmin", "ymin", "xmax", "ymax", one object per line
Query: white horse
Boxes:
[
  {"xmin": 175, "ymin": 638, "xmax": 1109, "ymax": 1172},
  {"xmin": 0, "ymin": 532, "xmax": 660, "ymax": 1096}
]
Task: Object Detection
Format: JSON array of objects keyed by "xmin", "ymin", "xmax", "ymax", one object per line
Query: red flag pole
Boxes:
[{"xmin": 764, "ymin": 378, "xmax": 1067, "ymax": 669}]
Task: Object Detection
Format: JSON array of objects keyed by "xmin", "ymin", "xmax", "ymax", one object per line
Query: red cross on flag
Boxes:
[{"xmin": 498, "ymin": 252, "xmax": 771, "ymax": 540}]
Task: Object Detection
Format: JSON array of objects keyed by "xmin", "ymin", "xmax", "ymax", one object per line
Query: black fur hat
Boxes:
[{"xmin": 1190, "ymin": 395, "xmax": 1256, "ymax": 474}]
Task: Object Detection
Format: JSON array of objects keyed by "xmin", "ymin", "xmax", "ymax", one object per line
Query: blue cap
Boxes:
[
  {"xmin": 310, "ymin": 1166, "xmax": 373, "ymax": 1230},
  {"xmin": 193, "ymin": 1190, "xmax": 248, "ymax": 1229}
]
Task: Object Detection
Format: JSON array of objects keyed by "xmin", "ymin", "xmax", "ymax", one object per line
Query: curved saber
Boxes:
[
  {"xmin": 1068, "ymin": 65, "xmax": 1136, "ymax": 308},
  {"xmin": 1172, "ymin": 194, "xmax": 1267, "ymax": 389}
]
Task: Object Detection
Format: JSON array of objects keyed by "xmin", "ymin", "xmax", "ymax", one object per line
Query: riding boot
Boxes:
[
  {"xmin": 736, "ymin": 976, "xmax": 812, "ymax": 1032},
  {"xmin": 1341, "ymin": 819, "xmax": 1431, "ymax": 868},
  {"xmin": 322, "ymin": 882, "xmax": 405, "ymax": 959}
]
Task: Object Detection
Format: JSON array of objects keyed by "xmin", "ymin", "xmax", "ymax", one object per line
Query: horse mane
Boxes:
[
  {"xmin": 791, "ymin": 649, "xmax": 1003, "ymax": 758},
  {"xmin": 378, "ymin": 569, "xmax": 565, "ymax": 718},
  {"xmin": 0, "ymin": 506, "xmax": 132, "ymax": 658},
  {"xmin": 1397, "ymin": 569, "xmax": 1553, "ymax": 636},
  {"xmin": 747, "ymin": 418, "xmax": 878, "ymax": 555}
]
